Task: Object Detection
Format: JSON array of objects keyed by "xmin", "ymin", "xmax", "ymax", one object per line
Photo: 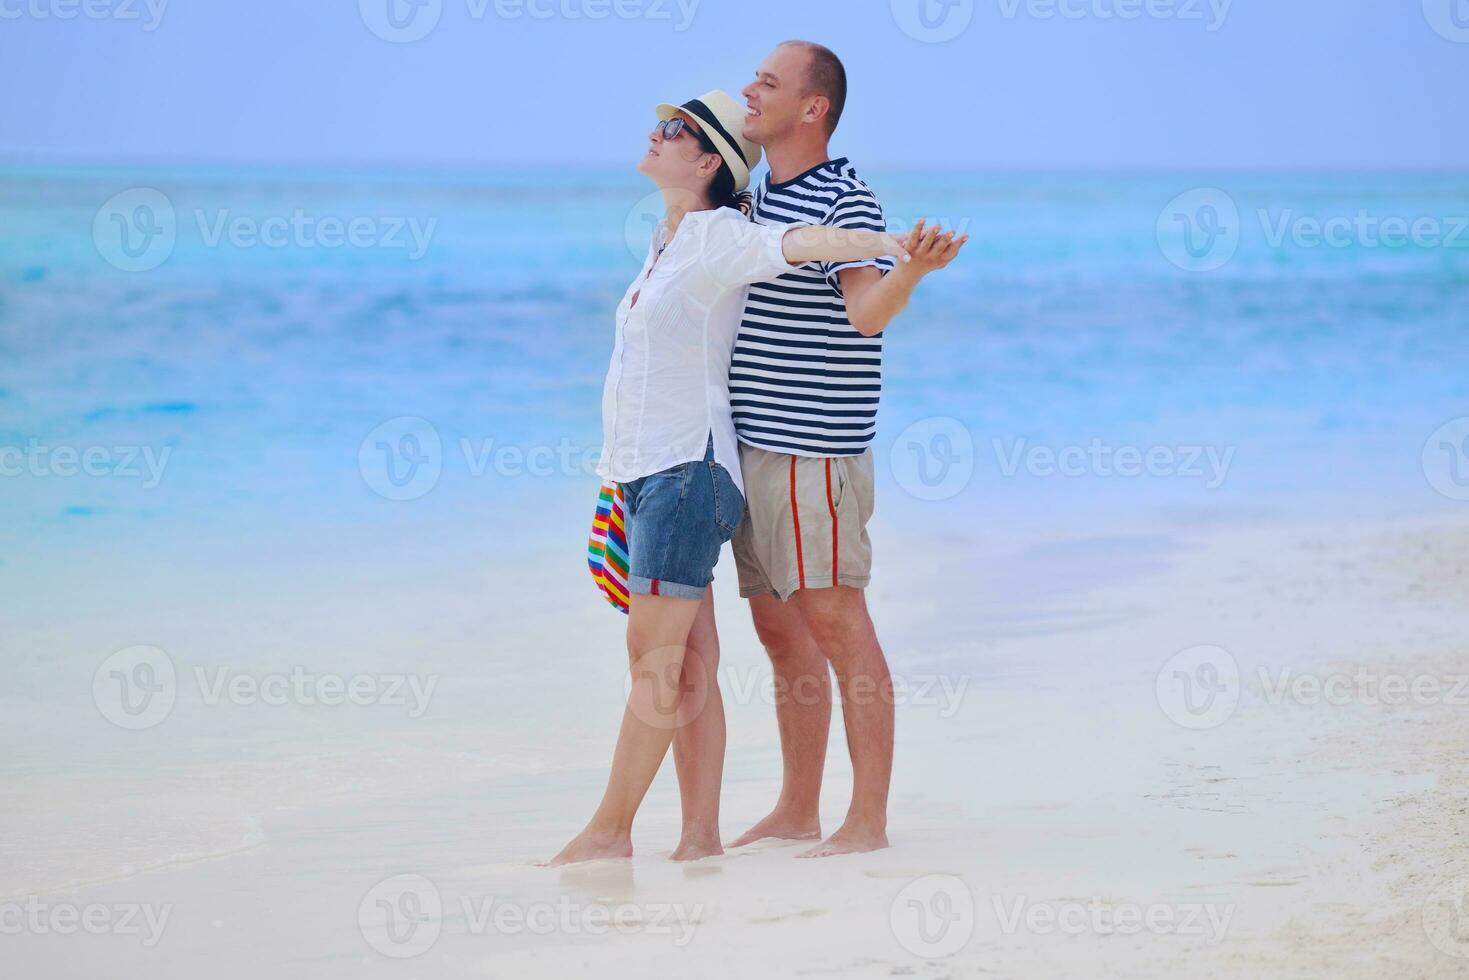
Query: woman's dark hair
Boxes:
[{"xmin": 689, "ymin": 126, "xmax": 742, "ymax": 211}]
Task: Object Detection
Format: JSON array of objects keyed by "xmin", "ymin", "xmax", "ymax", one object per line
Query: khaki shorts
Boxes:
[{"xmin": 731, "ymin": 443, "xmax": 875, "ymax": 601}]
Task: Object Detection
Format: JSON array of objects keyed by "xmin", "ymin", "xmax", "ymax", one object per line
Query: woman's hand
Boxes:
[{"xmin": 893, "ymin": 219, "xmax": 968, "ymax": 278}]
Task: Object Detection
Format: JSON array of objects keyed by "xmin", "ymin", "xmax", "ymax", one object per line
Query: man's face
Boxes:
[{"xmin": 741, "ymin": 45, "xmax": 812, "ymax": 146}]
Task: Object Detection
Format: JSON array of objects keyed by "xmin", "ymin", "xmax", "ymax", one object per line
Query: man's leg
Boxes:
[
  {"xmin": 728, "ymin": 592, "xmax": 831, "ymax": 847},
  {"xmin": 790, "ymin": 585, "xmax": 892, "ymax": 858},
  {"xmin": 670, "ymin": 589, "xmax": 726, "ymax": 861}
]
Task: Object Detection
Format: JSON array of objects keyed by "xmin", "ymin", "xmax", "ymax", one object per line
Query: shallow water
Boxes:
[{"xmin": 2, "ymin": 165, "xmax": 1466, "ymax": 895}]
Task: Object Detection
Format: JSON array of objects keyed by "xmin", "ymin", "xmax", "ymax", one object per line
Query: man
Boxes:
[{"xmin": 729, "ymin": 41, "xmax": 966, "ymax": 857}]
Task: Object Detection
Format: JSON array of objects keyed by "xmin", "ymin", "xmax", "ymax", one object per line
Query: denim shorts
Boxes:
[{"xmin": 620, "ymin": 439, "xmax": 744, "ymax": 600}]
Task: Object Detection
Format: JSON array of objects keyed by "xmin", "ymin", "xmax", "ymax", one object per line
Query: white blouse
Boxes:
[{"xmin": 597, "ymin": 207, "xmax": 795, "ymax": 496}]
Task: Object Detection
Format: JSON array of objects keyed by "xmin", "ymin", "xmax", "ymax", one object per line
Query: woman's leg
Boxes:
[
  {"xmin": 550, "ymin": 590, "xmax": 704, "ymax": 866},
  {"xmin": 671, "ymin": 589, "xmax": 725, "ymax": 860}
]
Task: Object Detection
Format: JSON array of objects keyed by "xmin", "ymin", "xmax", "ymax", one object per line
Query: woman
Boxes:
[{"xmin": 550, "ymin": 90, "xmax": 911, "ymax": 866}]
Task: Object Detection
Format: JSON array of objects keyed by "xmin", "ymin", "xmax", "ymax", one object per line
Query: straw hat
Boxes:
[{"xmin": 655, "ymin": 89, "xmax": 763, "ymax": 194}]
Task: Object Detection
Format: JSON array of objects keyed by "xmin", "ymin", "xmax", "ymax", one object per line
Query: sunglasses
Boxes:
[{"xmin": 655, "ymin": 118, "xmax": 701, "ymax": 143}]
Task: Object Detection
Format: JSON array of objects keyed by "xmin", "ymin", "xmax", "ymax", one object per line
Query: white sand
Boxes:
[{"xmin": 6, "ymin": 513, "xmax": 1469, "ymax": 978}]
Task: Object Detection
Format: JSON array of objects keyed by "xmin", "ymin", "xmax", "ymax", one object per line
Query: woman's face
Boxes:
[{"xmin": 637, "ymin": 112, "xmax": 718, "ymax": 189}]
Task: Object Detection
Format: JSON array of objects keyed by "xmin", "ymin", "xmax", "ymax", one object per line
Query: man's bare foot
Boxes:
[
  {"xmin": 548, "ymin": 828, "xmax": 633, "ymax": 867},
  {"xmin": 796, "ymin": 821, "xmax": 888, "ymax": 859},
  {"xmin": 729, "ymin": 810, "xmax": 821, "ymax": 848},
  {"xmin": 670, "ymin": 832, "xmax": 724, "ymax": 862}
]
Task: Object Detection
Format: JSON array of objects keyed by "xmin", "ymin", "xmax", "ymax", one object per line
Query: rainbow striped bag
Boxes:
[{"xmin": 587, "ymin": 482, "xmax": 631, "ymax": 614}]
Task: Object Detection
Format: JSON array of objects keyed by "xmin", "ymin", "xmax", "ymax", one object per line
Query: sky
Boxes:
[{"xmin": 1, "ymin": 0, "xmax": 1466, "ymax": 170}]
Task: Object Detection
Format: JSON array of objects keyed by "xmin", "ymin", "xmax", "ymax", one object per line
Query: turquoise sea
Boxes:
[
  {"xmin": 4, "ymin": 165, "xmax": 1466, "ymax": 552},
  {"xmin": 1, "ymin": 161, "xmax": 1467, "ymax": 910}
]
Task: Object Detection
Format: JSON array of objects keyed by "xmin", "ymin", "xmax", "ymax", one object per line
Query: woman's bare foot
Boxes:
[
  {"xmin": 548, "ymin": 828, "xmax": 633, "ymax": 867},
  {"xmin": 796, "ymin": 820, "xmax": 888, "ymax": 859},
  {"xmin": 671, "ymin": 832, "xmax": 724, "ymax": 862},
  {"xmin": 729, "ymin": 809, "xmax": 822, "ymax": 848}
]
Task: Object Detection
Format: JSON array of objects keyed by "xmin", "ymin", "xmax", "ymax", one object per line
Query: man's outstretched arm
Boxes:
[{"xmin": 840, "ymin": 219, "xmax": 968, "ymax": 337}]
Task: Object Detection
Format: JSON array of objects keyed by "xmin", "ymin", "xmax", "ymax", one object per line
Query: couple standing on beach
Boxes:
[{"xmin": 551, "ymin": 40, "xmax": 966, "ymax": 866}]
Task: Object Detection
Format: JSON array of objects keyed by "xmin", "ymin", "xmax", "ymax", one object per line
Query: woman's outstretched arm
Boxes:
[{"xmin": 780, "ymin": 223, "xmax": 913, "ymax": 266}]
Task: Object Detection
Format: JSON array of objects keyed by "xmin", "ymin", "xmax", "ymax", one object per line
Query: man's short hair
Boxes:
[{"xmin": 780, "ymin": 40, "xmax": 847, "ymax": 136}]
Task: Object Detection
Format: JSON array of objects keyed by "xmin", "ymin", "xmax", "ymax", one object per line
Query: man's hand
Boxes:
[
  {"xmin": 838, "ymin": 219, "xmax": 968, "ymax": 337},
  {"xmin": 895, "ymin": 218, "xmax": 968, "ymax": 280}
]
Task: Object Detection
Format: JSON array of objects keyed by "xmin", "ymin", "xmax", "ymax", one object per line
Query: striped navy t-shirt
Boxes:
[{"xmin": 731, "ymin": 158, "xmax": 894, "ymax": 457}]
